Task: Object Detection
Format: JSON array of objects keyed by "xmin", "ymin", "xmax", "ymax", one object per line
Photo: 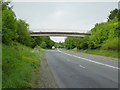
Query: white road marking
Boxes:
[
  {"xmin": 57, "ymin": 49, "xmax": 119, "ymax": 70},
  {"xmin": 79, "ymin": 65, "xmax": 86, "ymax": 69}
]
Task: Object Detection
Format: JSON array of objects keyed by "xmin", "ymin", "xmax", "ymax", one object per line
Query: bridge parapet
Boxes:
[{"xmin": 30, "ymin": 32, "xmax": 91, "ymax": 37}]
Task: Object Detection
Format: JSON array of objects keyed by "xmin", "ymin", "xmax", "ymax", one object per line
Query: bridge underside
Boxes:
[
  {"xmin": 30, "ymin": 32, "xmax": 91, "ymax": 37},
  {"xmin": 30, "ymin": 34, "xmax": 86, "ymax": 37}
]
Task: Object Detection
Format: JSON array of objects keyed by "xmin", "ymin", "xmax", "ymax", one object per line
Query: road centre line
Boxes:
[
  {"xmin": 57, "ymin": 50, "xmax": 119, "ymax": 70},
  {"xmin": 79, "ymin": 65, "xmax": 86, "ymax": 69}
]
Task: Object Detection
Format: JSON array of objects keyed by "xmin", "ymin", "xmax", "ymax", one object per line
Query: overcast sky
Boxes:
[{"xmin": 11, "ymin": 1, "xmax": 118, "ymax": 42}]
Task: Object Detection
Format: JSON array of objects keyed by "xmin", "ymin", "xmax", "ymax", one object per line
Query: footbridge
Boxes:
[{"xmin": 30, "ymin": 32, "xmax": 91, "ymax": 37}]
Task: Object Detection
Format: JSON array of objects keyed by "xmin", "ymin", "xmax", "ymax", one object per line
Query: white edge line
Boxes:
[{"xmin": 57, "ymin": 49, "xmax": 119, "ymax": 70}]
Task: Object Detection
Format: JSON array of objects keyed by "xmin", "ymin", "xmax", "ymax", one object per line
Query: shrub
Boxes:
[{"xmin": 101, "ymin": 37, "xmax": 119, "ymax": 51}]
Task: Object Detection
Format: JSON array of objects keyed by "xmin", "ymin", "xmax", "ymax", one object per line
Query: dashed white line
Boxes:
[
  {"xmin": 79, "ymin": 65, "xmax": 86, "ymax": 69},
  {"xmin": 57, "ymin": 49, "xmax": 119, "ymax": 70}
]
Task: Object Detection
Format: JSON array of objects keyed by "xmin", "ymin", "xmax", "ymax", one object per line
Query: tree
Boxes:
[
  {"xmin": 31, "ymin": 36, "xmax": 55, "ymax": 49},
  {"xmin": 65, "ymin": 37, "xmax": 76, "ymax": 49},
  {"xmin": 2, "ymin": 1, "xmax": 18, "ymax": 44},
  {"xmin": 108, "ymin": 8, "xmax": 119, "ymax": 20},
  {"xmin": 16, "ymin": 19, "xmax": 32, "ymax": 46},
  {"xmin": 40, "ymin": 41, "xmax": 47, "ymax": 49},
  {"xmin": 64, "ymin": 9, "xmax": 119, "ymax": 51}
]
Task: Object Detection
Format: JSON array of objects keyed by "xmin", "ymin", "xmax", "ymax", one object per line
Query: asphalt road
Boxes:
[{"xmin": 44, "ymin": 49, "xmax": 119, "ymax": 88}]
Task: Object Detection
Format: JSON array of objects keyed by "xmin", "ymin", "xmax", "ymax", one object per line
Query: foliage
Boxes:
[
  {"xmin": 108, "ymin": 8, "xmax": 119, "ymax": 20},
  {"xmin": 70, "ymin": 48, "xmax": 118, "ymax": 59},
  {"xmin": 40, "ymin": 41, "xmax": 47, "ymax": 49},
  {"xmin": 84, "ymin": 49, "xmax": 118, "ymax": 59},
  {"xmin": 32, "ymin": 36, "xmax": 55, "ymax": 49},
  {"xmin": 2, "ymin": 1, "xmax": 55, "ymax": 48},
  {"xmin": 2, "ymin": 1, "xmax": 17, "ymax": 44},
  {"xmin": 41, "ymin": 37, "xmax": 55, "ymax": 49},
  {"xmin": 64, "ymin": 8, "xmax": 120, "ymax": 52},
  {"xmin": 16, "ymin": 19, "xmax": 32, "ymax": 47},
  {"xmin": 65, "ymin": 37, "xmax": 78, "ymax": 49},
  {"xmin": 65, "ymin": 37, "xmax": 89, "ymax": 50},
  {"xmin": 88, "ymin": 18, "xmax": 119, "ymax": 49},
  {"xmin": 76, "ymin": 37, "xmax": 88, "ymax": 50},
  {"xmin": 31, "ymin": 37, "xmax": 42, "ymax": 47},
  {"xmin": 54, "ymin": 42, "xmax": 64, "ymax": 48},
  {"xmin": 2, "ymin": 1, "xmax": 55, "ymax": 88},
  {"xmin": 101, "ymin": 37, "xmax": 119, "ymax": 51},
  {"xmin": 2, "ymin": 43, "xmax": 42, "ymax": 88}
]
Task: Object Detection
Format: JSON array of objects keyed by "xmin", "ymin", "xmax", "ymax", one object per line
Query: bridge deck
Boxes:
[{"xmin": 30, "ymin": 32, "xmax": 91, "ymax": 37}]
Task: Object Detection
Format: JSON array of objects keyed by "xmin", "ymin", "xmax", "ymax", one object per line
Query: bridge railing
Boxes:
[{"xmin": 30, "ymin": 32, "xmax": 91, "ymax": 37}]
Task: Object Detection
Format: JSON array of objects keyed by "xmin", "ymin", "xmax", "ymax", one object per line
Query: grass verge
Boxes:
[
  {"xmin": 0, "ymin": 43, "xmax": 2, "ymax": 90},
  {"xmin": 69, "ymin": 48, "xmax": 119, "ymax": 59},
  {"xmin": 2, "ymin": 42, "xmax": 45, "ymax": 88}
]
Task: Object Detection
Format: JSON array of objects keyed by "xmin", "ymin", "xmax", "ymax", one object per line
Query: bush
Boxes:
[
  {"xmin": 40, "ymin": 41, "xmax": 47, "ymax": 49},
  {"xmin": 101, "ymin": 37, "xmax": 119, "ymax": 51}
]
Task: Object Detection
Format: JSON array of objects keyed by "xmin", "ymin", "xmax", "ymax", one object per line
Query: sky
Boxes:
[{"xmin": 11, "ymin": 1, "xmax": 118, "ymax": 42}]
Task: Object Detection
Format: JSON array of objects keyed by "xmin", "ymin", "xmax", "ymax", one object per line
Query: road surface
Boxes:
[{"xmin": 44, "ymin": 49, "xmax": 119, "ymax": 88}]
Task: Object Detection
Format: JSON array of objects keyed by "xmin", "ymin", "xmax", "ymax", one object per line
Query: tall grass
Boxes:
[
  {"xmin": 0, "ymin": 43, "xmax": 2, "ymax": 90},
  {"xmin": 70, "ymin": 48, "xmax": 118, "ymax": 59},
  {"xmin": 102, "ymin": 37, "xmax": 119, "ymax": 51},
  {"xmin": 82, "ymin": 49, "xmax": 118, "ymax": 59},
  {"xmin": 2, "ymin": 42, "xmax": 43, "ymax": 88}
]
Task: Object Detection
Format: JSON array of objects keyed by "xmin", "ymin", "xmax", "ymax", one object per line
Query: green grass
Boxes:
[
  {"xmin": 2, "ymin": 42, "xmax": 44, "ymax": 88},
  {"xmin": 0, "ymin": 43, "xmax": 2, "ymax": 90},
  {"xmin": 69, "ymin": 48, "xmax": 119, "ymax": 59}
]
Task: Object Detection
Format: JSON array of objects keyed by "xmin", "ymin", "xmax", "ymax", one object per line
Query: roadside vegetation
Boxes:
[
  {"xmin": 2, "ymin": 43, "xmax": 44, "ymax": 88},
  {"xmin": 69, "ymin": 48, "xmax": 118, "ymax": 59},
  {"xmin": 63, "ymin": 9, "xmax": 120, "ymax": 58},
  {"xmin": 2, "ymin": 1, "xmax": 54, "ymax": 88},
  {"xmin": 2, "ymin": 0, "xmax": 120, "ymax": 88},
  {"xmin": 2, "ymin": 1, "xmax": 54, "ymax": 48}
]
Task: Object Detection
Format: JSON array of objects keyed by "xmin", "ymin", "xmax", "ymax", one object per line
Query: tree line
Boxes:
[
  {"xmin": 2, "ymin": 1, "xmax": 119, "ymax": 51},
  {"xmin": 2, "ymin": 1, "xmax": 54, "ymax": 49},
  {"xmin": 64, "ymin": 8, "xmax": 120, "ymax": 51}
]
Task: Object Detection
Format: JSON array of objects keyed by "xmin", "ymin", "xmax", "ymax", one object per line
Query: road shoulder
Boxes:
[{"xmin": 37, "ymin": 52, "xmax": 58, "ymax": 88}]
